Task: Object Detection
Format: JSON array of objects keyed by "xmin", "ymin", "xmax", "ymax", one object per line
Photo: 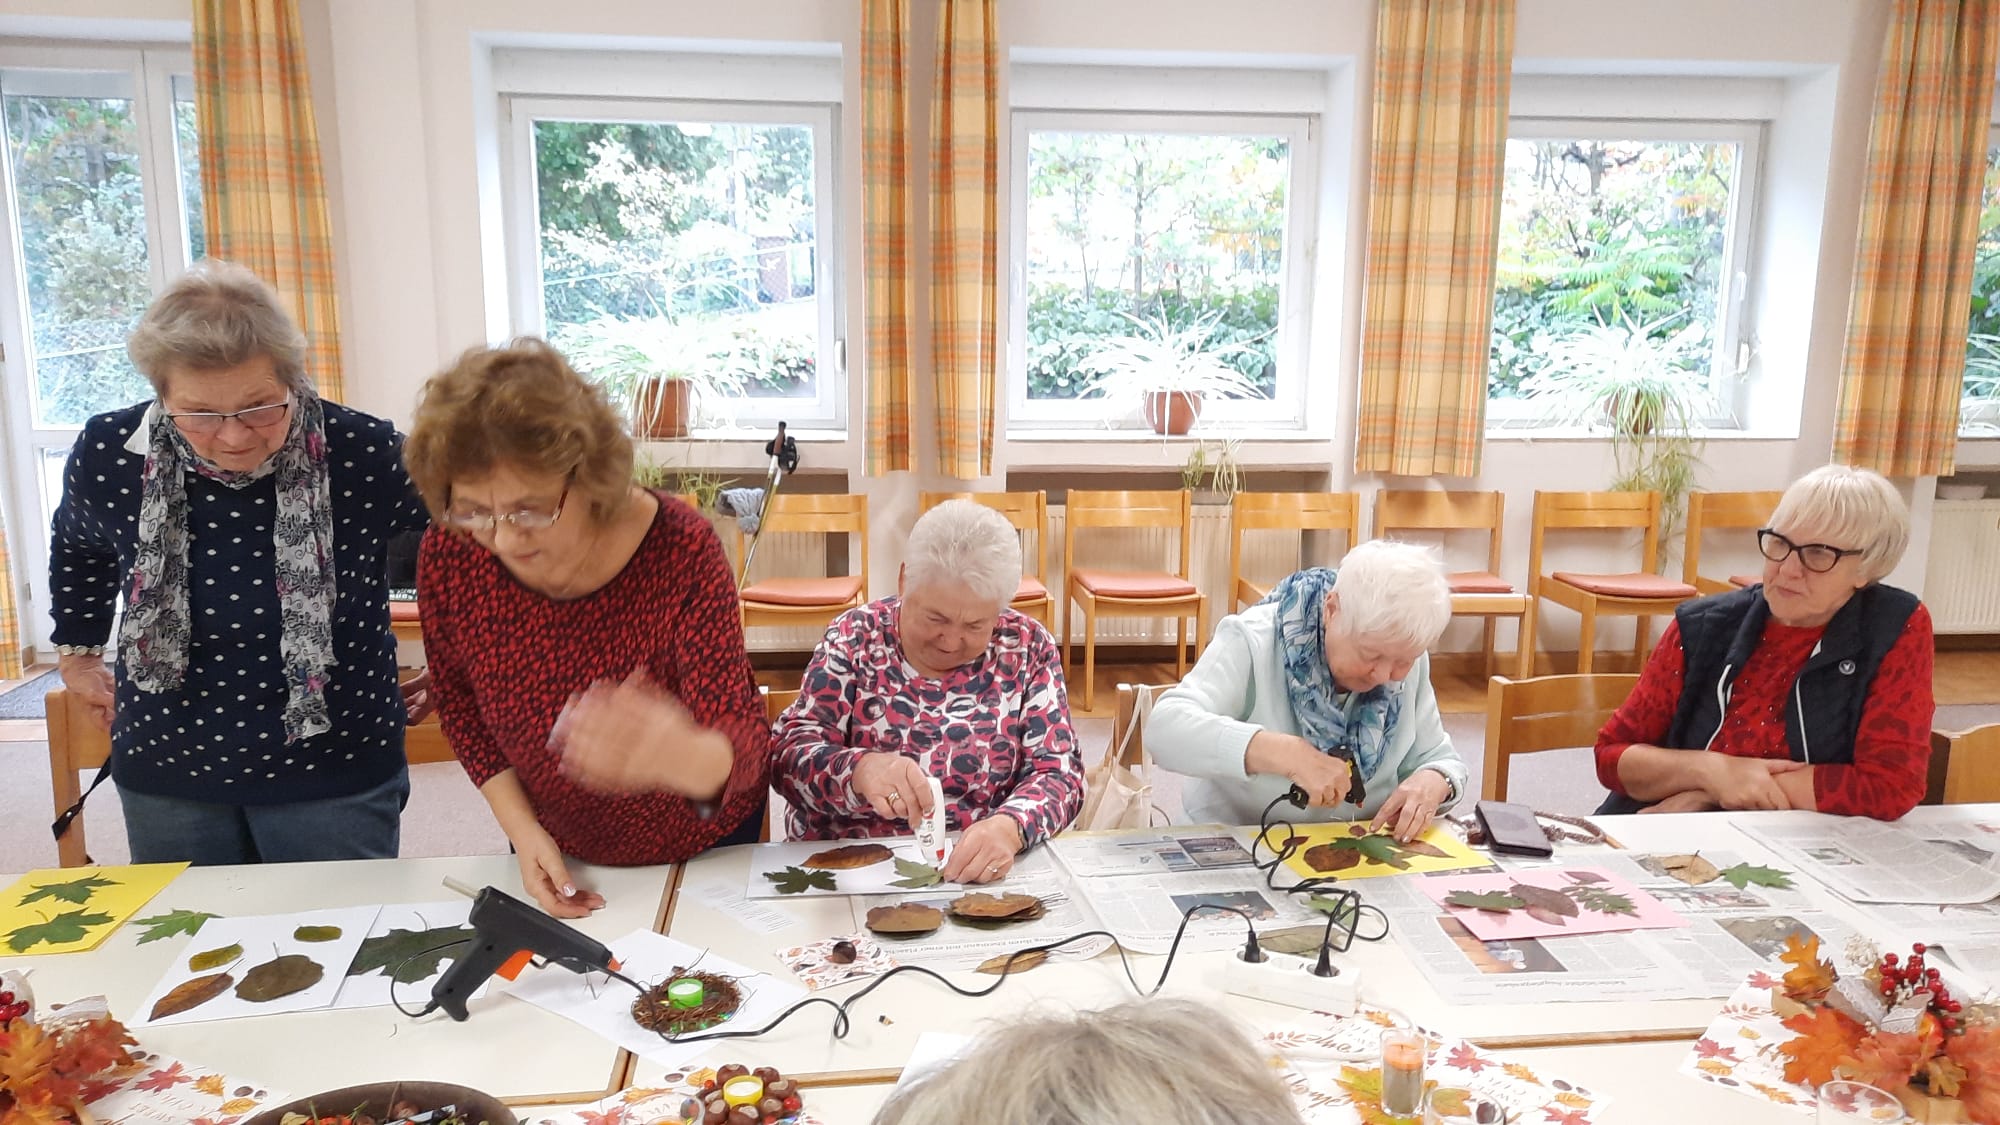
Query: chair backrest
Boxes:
[
  {"xmin": 1527, "ymin": 490, "xmax": 1663, "ymax": 589},
  {"xmin": 919, "ymin": 490, "xmax": 1048, "ymax": 581},
  {"xmin": 47, "ymin": 688, "xmax": 112, "ymax": 867},
  {"xmin": 763, "ymin": 686, "xmax": 800, "ymax": 725},
  {"xmin": 1229, "ymin": 492, "xmax": 1360, "ymax": 609},
  {"xmin": 1683, "ymin": 490, "xmax": 1784, "ymax": 588},
  {"xmin": 1375, "ymin": 489, "xmax": 1506, "ymax": 574},
  {"xmin": 1937, "ymin": 725, "xmax": 2000, "ymax": 805},
  {"xmin": 756, "ymin": 686, "xmax": 802, "ymax": 843},
  {"xmin": 1482, "ymin": 673, "xmax": 1638, "ymax": 802},
  {"xmin": 736, "ymin": 493, "xmax": 869, "ymax": 587},
  {"xmin": 1064, "ymin": 489, "xmax": 1192, "ymax": 580}
]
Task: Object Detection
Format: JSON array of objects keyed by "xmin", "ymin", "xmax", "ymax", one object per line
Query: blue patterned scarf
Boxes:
[{"xmin": 1258, "ymin": 567, "xmax": 1403, "ymax": 806}]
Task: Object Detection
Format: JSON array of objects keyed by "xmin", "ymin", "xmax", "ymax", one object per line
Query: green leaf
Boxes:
[
  {"xmin": 346, "ymin": 924, "xmax": 478, "ymax": 985},
  {"xmin": 1717, "ymin": 863, "xmax": 1794, "ymax": 890},
  {"xmin": 292, "ymin": 925, "xmax": 344, "ymax": 943},
  {"xmin": 1306, "ymin": 895, "xmax": 1360, "ymax": 924},
  {"xmin": 18, "ymin": 874, "xmax": 119, "ymax": 906},
  {"xmin": 1348, "ymin": 833, "xmax": 1404, "ymax": 866},
  {"xmin": 235, "ymin": 954, "xmax": 324, "ymax": 1002},
  {"xmin": 132, "ymin": 909, "xmax": 219, "ymax": 944},
  {"xmin": 1444, "ymin": 890, "xmax": 1527, "ymax": 913},
  {"xmin": 6, "ymin": 909, "xmax": 116, "ymax": 951},
  {"xmin": 887, "ymin": 857, "xmax": 943, "ymax": 890},
  {"xmin": 1566, "ymin": 886, "xmax": 1638, "ymax": 916},
  {"xmin": 763, "ymin": 866, "xmax": 837, "ymax": 895},
  {"xmin": 188, "ymin": 943, "xmax": 243, "ymax": 972}
]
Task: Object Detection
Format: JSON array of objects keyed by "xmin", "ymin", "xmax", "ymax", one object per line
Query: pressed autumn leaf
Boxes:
[
  {"xmin": 1512, "ymin": 884, "xmax": 1580, "ymax": 919},
  {"xmin": 1779, "ymin": 933, "xmax": 1836, "ymax": 1000},
  {"xmin": 131, "ymin": 909, "xmax": 218, "ymax": 944},
  {"xmin": 345, "ymin": 924, "xmax": 477, "ymax": 985},
  {"xmin": 18, "ymin": 874, "xmax": 119, "ymax": 907},
  {"xmin": 6, "ymin": 909, "xmax": 115, "ymax": 952},
  {"xmin": 1778, "ymin": 1005, "xmax": 1867, "ymax": 1086},
  {"xmin": 764, "ymin": 866, "xmax": 837, "ymax": 894},
  {"xmin": 1303, "ymin": 843, "xmax": 1363, "ymax": 872},
  {"xmin": 291, "ymin": 925, "xmax": 343, "ymax": 943},
  {"xmin": 1717, "ymin": 863, "xmax": 1795, "ymax": 890},
  {"xmin": 187, "ymin": 943, "xmax": 243, "ymax": 972},
  {"xmin": 864, "ymin": 903, "xmax": 944, "ymax": 935},
  {"xmin": 1306, "ymin": 894, "xmax": 1360, "ymax": 923},
  {"xmin": 1444, "ymin": 890, "xmax": 1527, "ymax": 913},
  {"xmin": 948, "ymin": 892, "xmax": 1042, "ymax": 919},
  {"xmin": 887, "ymin": 857, "xmax": 943, "ymax": 890},
  {"xmin": 1658, "ymin": 853, "xmax": 1721, "ymax": 885},
  {"xmin": 235, "ymin": 954, "xmax": 324, "ymax": 1002},
  {"xmin": 975, "ymin": 949, "xmax": 1048, "ymax": 974},
  {"xmin": 1564, "ymin": 870, "xmax": 1609, "ymax": 885},
  {"xmin": 1565, "ymin": 885, "xmax": 1638, "ymax": 916},
  {"xmin": 1398, "ymin": 838, "xmax": 1452, "ymax": 859},
  {"xmin": 802, "ymin": 843, "xmax": 894, "ymax": 870},
  {"xmin": 149, "ymin": 973, "xmax": 234, "ymax": 1021}
]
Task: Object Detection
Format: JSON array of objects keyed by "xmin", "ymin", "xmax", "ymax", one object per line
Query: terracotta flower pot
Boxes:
[
  {"xmin": 633, "ymin": 377, "xmax": 693, "ymax": 440},
  {"xmin": 1143, "ymin": 390, "xmax": 1204, "ymax": 435}
]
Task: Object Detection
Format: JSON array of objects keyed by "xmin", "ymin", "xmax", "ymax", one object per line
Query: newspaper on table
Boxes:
[
  {"xmin": 1735, "ymin": 818, "xmax": 2000, "ymax": 905},
  {"xmin": 1047, "ymin": 826, "xmax": 1257, "ymax": 879}
]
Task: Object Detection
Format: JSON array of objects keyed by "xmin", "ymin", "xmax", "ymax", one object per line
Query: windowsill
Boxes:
[
  {"xmin": 636, "ymin": 428, "xmax": 848, "ymax": 475},
  {"xmin": 1955, "ymin": 435, "xmax": 2000, "ymax": 468},
  {"xmin": 1006, "ymin": 429, "xmax": 1334, "ymax": 471},
  {"xmin": 1483, "ymin": 423, "xmax": 1800, "ymax": 442}
]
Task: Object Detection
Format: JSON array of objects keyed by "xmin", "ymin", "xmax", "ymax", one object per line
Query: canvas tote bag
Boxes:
[{"xmin": 1078, "ymin": 683, "xmax": 1164, "ymax": 830}]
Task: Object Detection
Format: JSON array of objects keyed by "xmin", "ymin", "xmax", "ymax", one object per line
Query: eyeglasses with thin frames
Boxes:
[
  {"xmin": 445, "ymin": 479, "xmax": 572, "ymax": 533},
  {"xmin": 1757, "ymin": 528, "xmax": 1863, "ymax": 574},
  {"xmin": 164, "ymin": 397, "xmax": 292, "ymax": 437}
]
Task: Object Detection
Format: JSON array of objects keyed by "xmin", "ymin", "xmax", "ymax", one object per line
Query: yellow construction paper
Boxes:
[
  {"xmin": 1259, "ymin": 821, "xmax": 1490, "ymax": 880},
  {"xmin": 0, "ymin": 863, "xmax": 189, "ymax": 955}
]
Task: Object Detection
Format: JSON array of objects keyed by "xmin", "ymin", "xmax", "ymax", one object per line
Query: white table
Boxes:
[{"xmin": 3, "ymin": 855, "xmax": 680, "ymax": 1106}]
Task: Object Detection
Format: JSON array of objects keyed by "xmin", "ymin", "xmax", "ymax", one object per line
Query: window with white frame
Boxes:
[
  {"xmin": 1962, "ymin": 138, "xmax": 2000, "ymax": 436},
  {"xmin": 1008, "ymin": 63, "xmax": 1321, "ymax": 433},
  {"xmin": 501, "ymin": 57, "xmax": 844, "ymax": 433},
  {"xmin": 1488, "ymin": 120, "xmax": 1760, "ymax": 429}
]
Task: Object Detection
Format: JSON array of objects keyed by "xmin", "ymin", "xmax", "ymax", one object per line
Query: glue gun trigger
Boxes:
[{"xmin": 497, "ymin": 949, "xmax": 534, "ymax": 981}]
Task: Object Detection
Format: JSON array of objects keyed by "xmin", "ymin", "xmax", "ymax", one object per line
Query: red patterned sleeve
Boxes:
[
  {"xmin": 417, "ymin": 530, "xmax": 508, "ymax": 788},
  {"xmin": 1594, "ymin": 619, "xmax": 1687, "ymax": 794},
  {"xmin": 1812, "ymin": 603, "xmax": 1934, "ymax": 820},
  {"xmin": 658, "ymin": 507, "xmax": 771, "ymax": 819},
  {"xmin": 994, "ymin": 624, "xmax": 1085, "ymax": 844},
  {"xmin": 769, "ymin": 615, "xmax": 875, "ymax": 822}
]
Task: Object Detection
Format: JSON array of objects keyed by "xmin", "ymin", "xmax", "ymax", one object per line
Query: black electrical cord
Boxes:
[
  {"xmin": 1250, "ymin": 786, "xmax": 1394, "ymax": 959},
  {"xmin": 387, "ymin": 937, "xmax": 474, "ymax": 1018}
]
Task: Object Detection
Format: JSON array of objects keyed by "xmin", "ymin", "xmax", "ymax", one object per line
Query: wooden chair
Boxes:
[
  {"xmin": 1374, "ymin": 489, "xmax": 1530, "ymax": 679},
  {"xmin": 737, "ymin": 493, "xmax": 869, "ymax": 635},
  {"xmin": 918, "ymin": 490, "xmax": 1054, "ymax": 628},
  {"xmin": 1483, "ymin": 673, "xmax": 1639, "ymax": 803},
  {"xmin": 47, "ymin": 688, "xmax": 112, "ymax": 868},
  {"xmin": 1062, "ymin": 489, "xmax": 1208, "ymax": 713},
  {"xmin": 759, "ymin": 686, "xmax": 802, "ymax": 842},
  {"xmin": 1935, "ymin": 725, "xmax": 2000, "ymax": 805},
  {"xmin": 1525, "ymin": 491, "xmax": 1699, "ymax": 675},
  {"xmin": 1228, "ymin": 492, "xmax": 1362, "ymax": 611},
  {"xmin": 1683, "ymin": 490, "xmax": 1784, "ymax": 596}
]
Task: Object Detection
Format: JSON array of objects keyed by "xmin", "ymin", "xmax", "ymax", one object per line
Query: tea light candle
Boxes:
[
  {"xmin": 1380, "ymin": 1028, "xmax": 1425, "ymax": 1117},
  {"xmin": 721, "ymin": 1076, "xmax": 765, "ymax": 1108},
  {"xmin": 667, "ymin": 978, "xmax": 705, "ymax": 1008}
]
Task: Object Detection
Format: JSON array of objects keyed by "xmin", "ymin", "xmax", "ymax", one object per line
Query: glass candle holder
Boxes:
[
  {"xmin": 1815, "ymin": 1080, "xmax": 1909, "ymax": 1124},
  {"xmin": 1380, "ymin": 1027, "xmax": 1426, "ymax": 1117},
  {"xmin": 667, "ymin": 978, "xmax": 704, "ymax": 1008}
]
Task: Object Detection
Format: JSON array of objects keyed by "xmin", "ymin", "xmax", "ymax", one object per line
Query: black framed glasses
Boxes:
[
  {"xmin": 1757, "ymin": 528, "xmax": 1863, "ymax": 574},
  {"xmin": 164, "ymin": 397, "xmax": 292, "ymax": 436},
  {"xmin": 444, "ymin": 479, "xmax": 572, "ymax": 533}
]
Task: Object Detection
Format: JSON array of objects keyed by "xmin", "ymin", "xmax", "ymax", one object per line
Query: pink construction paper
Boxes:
[{"xmin": 1419, "ymin": 865, "xmax": 1688, "ymax": 941}]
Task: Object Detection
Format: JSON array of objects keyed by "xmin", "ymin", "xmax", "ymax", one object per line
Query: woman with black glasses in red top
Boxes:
[{"xmin": 1595, "ymin": 464, "xmax": 1933, "ymax": 820}]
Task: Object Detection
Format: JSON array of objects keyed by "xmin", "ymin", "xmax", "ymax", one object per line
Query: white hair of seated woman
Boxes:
[
  {"xmin": 1330, "ymin": 538, "xmax": 1453, "ymax": 649},
  {"xmin": 1767, "ymin": 464, "xmax": 1910, "ymax": 582},
  {"xmin": 902, "ymin": 498, "xmax": 1024, "ymax": 610}
]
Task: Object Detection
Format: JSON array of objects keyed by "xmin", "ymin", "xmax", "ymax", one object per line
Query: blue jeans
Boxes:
[{"xmin": 119, "ymin": 769, "xmax": 411, "ymax": 866}]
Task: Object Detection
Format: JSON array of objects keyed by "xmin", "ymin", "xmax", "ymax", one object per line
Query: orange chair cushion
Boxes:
[
  {"xmin": 1448, "ymin": 571, "xmax": 1515, "ymax": 595},
  {"xmin": 741, "ymin": 576, "xmax": 865, "ymax": 607},
  {"xmin": 1013, "ymin": 576, "xmax": 1050, "ymax": 602},
  {"xmin": 1550, "ymin": 571, "xmax": 1699, "ymax": 600},
  {"xmin": 1071, "ymin": 568, "xmax": 1198, "ymax": 599},
  {"xmin": 389, "ymin": 600, "xmax": 422, "ymax": 622},
  {"xmin": 1728, "ymin": 574, "xmax": 1760, "ymax": 589}
]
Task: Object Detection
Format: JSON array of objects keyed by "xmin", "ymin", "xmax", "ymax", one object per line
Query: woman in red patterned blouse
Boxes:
[
  {"xmin": 405, "ymin": 340, "xmax": 768, "ymax": 916},
  {"xmin": 1595, "ymin": 465, "xmax": 1933, "ymax": 820},
  {"xmin": 772, "ymin": 500, "xmax": 1083, "ymax": 884}
]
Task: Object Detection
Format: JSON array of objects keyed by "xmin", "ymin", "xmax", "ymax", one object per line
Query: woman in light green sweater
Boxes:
[{"xmin": 1146, "ymin": 539, "xmax": 1467, "ymax": 840}]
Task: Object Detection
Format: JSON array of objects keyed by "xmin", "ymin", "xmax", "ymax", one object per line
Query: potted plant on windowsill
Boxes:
[
  {"xmin": 556, "ymin": 316, "xmax": 748, "ymax": 440},
  {"xmin": 1181, "ymin": 438, "xmax": 1245, "ymax": 505},
  {"xmin": 1078, "ymin": 312, "xmax": 1267, "ymax": 435}
]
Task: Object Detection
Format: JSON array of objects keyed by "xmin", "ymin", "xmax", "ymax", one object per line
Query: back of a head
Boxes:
[
  {"xmin": 1330, "ymin": 538, "xmax": 1452, "ymax": 650},
  {"xmin": 870, "ymin": 999, "xmax": 1304, "ymax": 1125}
]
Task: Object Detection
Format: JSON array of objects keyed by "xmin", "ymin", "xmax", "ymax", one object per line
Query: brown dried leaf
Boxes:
[
  {"xmin": 235, "ymin": 954, "xmax": 324, "ymax": 1002},
  {"xmin": 187, "ymin": 943, "xmax": 243, "ymax": 972},
  {"xmin": 948, "ymin": 893, "xmax": 1043, "ymax": 920},
  {"xmin": 150, "ymin": 971, "xmax": 234, "ymax": 1020},
  {"xmin": 292, "ymin": 925, "xmax": 343, "ymax": 943},
  {"xmin": 1303, "ymin": 843, "xmax": 1362, "ymax": 872},
  {"xmin": 1510, "ymin": 884, "xmax": 1580, "ymax": 918},
  {"xmin": 1399, "ymin": 838, "xmax": 1452, "ymax": 859},
  {"xmin": 1524, "ymin": 905, "xmax": 1571, "ymax": 927},
  {"xmin": 865, "ymin": 903, "xmax": 944, "ymax": 935},
  {"xmin": 976, "ymin": 949, "xmax": 1048, "ymax": 974},
  {"xmin": 1659, "ymin": 854, "xmax": 1721, "ymax": 886},
  {"xmin": 802, "ymin": 843, "xmax": 894, "ymax": 870}
]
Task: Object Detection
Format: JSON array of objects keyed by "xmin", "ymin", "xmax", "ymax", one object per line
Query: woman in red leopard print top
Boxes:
[{"xmin": 772, "ymin": 501, "xmax": 1082, "ymax": 885}]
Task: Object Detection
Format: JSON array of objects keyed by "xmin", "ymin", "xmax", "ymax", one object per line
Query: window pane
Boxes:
[
  {"xmin": 173, "ymin": 75, "xmax": 205, "ymax": 262},
  {"xmin": 1490, "ymin": 139, "xmax": 1737, "ymax": 409},
  {"xmin": 532, "ymin": 119, "xmax": 819, "ymax": 411},
  {"xmin": 1023, "ymin": 130, "xmax": 1286, "ymax": 402},
  {"xmin": 1964, "ymin": 147, "xmax": 2000, "ymax": 434},
  {"xmin": 2, "ymin": 72, "xmax": 156, "ymax": 427}
]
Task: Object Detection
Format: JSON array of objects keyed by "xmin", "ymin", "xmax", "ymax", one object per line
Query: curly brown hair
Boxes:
[{"xmin": 405, "ymin": 338, "xmax": 634, "ymax": 525}]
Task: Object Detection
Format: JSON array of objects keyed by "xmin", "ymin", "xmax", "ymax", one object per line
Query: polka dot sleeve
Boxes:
[{"xmin": 48, "ymin": 416, "xmax": 130, "ymax": 647}]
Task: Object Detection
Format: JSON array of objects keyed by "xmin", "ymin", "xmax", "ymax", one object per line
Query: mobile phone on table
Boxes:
[{"xmin": 1474, "ymin": 800, "xmax": 1553, "ymax": 857}]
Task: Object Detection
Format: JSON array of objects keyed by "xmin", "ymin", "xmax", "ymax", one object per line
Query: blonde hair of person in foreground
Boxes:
[{"xmin": 869, "ymin": 998, "xmax": 1305, "ymax": 1125}]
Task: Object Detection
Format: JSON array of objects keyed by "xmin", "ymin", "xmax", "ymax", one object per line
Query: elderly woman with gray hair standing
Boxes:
[
  {"xmin": 49, "ymin": 261, "xmax": 429, "ymax": 865},
  {"xmin": 1147, "ymin": 539, "xmax": 1466, "ymax": 840},
  {"xmin": 1595, "ymin": 464, "xmax": 1933, "ymax": 819},
  {"xmin": 772, "ymin": 499, "xmax": 1083, "ymax": 884}
]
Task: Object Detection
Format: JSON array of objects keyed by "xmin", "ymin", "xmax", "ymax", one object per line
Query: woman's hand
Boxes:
[
  {"xmin": 59, "ymin": 653, "xmax": 115, "ymax": 732},
  {"xmin": 511, "ymin": 825, "xmax": 605, "ymax": 918},
  {"xmin": 1639, "ymin": 790, "xmax": 1720, "ymax": 814},
  {"xmin": 1701, "ymin": 755, "xmax": 1807, "ymax": 811},
  {"xmin": 943, "ymin": 815, "xmax": 1022, "ymax": 884},
  {"xmin": 1370, "ymin": 769, "xmax": 1451, "ymax": 842},
  {"xmin": 400, "ymin": 667, "xmax": 435, "ymax": 725},
  {"xmin": 1246, "ymin": 732, "xmax": 1353, "ymax": 807},
  {"xmin": 851, "ymin": 752, "xmax": 936, "ymax": 825},
  {"xmin": 554, "ymin": 672, "xmax": 731, "ymax": 799}
]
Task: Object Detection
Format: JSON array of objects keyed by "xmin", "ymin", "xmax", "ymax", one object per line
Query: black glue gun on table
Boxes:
[{"xmin": 430, "ymin": 881, "xmax": 621, "ymax": 1021}]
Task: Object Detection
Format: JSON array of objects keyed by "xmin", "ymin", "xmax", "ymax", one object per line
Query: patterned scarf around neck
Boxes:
[
  {"xmin": 121, "ymin": 392, "xmax": 337, "ymax": 744},
  {"xmin": 1258, "ymin": 567, "xmax": 1404, "ymax": 806}
]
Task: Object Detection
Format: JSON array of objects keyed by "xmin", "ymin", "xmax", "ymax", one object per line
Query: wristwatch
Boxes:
[{"xmin": 56, "ymin": 644, "xmax": 105, "ymax": 657}]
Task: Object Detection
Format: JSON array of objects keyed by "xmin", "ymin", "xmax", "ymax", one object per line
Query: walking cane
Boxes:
[{"xmin": 738, "ymin": 422, "xmax": 800, "ymax": 587}]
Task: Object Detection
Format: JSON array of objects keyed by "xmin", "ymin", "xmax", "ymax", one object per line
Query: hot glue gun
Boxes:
[{"xmin": 430, "ymin": 882, "xmax": 621, "ymax": 1021}]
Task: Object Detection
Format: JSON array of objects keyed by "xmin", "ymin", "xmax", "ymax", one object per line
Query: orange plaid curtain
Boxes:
[
  {"xmin": 863, "ymin": 0, "xmax": 916, "ymax": 474},
  {"xmin": 192, "ymin": 0, "xmax": 346, "ymax": 402},
  {"xmin": 0, "ymin": 509, "xmax": 22, "ymax": 680},
  {"xmin": 1354, "ymin": 0, "xmax": 1515, "ymax": 478},
  {"xmin": 1833, "ymin": 0, "xmax": 2000, "ymax": 477},
  {"xmin": 930, "ymin": 0, "xmax": 999, "ymax": 480}
]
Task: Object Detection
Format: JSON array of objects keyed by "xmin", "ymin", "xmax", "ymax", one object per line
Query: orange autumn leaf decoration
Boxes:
[
  {"xmin": 1, "ymin": 1011, "xmax": 136, "ymax": 1125},
  {"xmin": 1946, "ymin": 1024, "xmax": 2000, "ymax": 1121},
  {"xmin": 1779, "ymin": 1006, "xmax": 1867, "ymax": 1086},
  {"xmin": 1837, "ymin": 1028, "xmax": 1935, "ymax": 1092},
  {"xmin": 1778, "ymin": 933, "xmax": 1836, "ymax": 1001}
]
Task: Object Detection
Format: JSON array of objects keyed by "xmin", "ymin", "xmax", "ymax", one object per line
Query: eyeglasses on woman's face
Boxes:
[
  {"xmin": 164, "ymin": 397, "xmax": 292, "ymax": 436},
  {"xmin": 444, "ymin": 479, "xmax": 572, "ymax": 533},
  {"xmin": 1757, "ymin": 528, "xmax": 1863, "ymax": 573}
]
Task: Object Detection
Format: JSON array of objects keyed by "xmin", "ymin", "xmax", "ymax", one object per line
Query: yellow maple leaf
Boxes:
[
  {"xmin": 1362, "ymin": 1010, "xmax": 1397, "ymax": 1028},
  {"xmin": 1501, "ymin": 1062, "xmax": 1540, "ymax": 1084},
  {"xmin": 193, "ymin": 1073, "xmax": 226, "ymax": 1096},
  {"xmin": 219, "ymin": 1097, "xmax": 260, "ymax": 1115},
  {"xmin": 0, "ymin": 1020, "xmax": 57, "ymax": 1090},
  {"xmin": 1696, "ymin": 1058, "xmax": 1734, "ymax": 1075}
]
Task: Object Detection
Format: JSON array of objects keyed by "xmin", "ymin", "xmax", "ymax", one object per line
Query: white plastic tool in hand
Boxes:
[{"xmin": 914, "ymin": 775, "xmax": 950, "ymax": 867}]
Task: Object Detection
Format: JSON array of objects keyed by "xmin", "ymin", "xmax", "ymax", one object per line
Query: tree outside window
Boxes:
[{"xmin": 1962, "ymin": 147, "xmax": 2000, "ymax": 435}]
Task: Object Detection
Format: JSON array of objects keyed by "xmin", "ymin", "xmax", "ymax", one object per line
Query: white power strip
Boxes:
[{"xmin": 1216, "ymin": 949, "xmax": 1361, "ymax": 1015}]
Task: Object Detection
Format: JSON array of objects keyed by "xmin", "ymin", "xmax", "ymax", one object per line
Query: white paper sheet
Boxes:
[
  {"xmin": 131, "ymin": 906, "xmax": 381, "ymax": 1027},
  {"xmin": 686, "ymin": 878, "xmax": 799, "ymax": 934},
  {"xmin": 328, "ymin": 900, "xmax": 482, "ymax": 1011}
]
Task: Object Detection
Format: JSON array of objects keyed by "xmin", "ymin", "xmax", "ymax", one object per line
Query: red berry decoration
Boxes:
[{"xmin": 1914, "ymin": 943, "xmax": 1928, "ymax": 954}]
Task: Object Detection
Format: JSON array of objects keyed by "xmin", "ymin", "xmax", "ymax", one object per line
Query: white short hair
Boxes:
[
  {"xmin": 870, "ymin": 998, "xmax": 1304, "ymax": 1125},
  {"xmin": 1767, "ymin": 464, "xmax": 1909, "ymax": 582},
  {"xmin": 1330, "ymin": 538, "xmax": 1452, "ymax": 650},
  {"xmin": 903, "ymin": 499, "xmax": 1023, "ymax": 611}
]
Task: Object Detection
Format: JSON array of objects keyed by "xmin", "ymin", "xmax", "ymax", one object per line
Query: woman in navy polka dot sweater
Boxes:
[{"xmin": 49, "ymin": 262, "xmax": 428, "ymax": 865}]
